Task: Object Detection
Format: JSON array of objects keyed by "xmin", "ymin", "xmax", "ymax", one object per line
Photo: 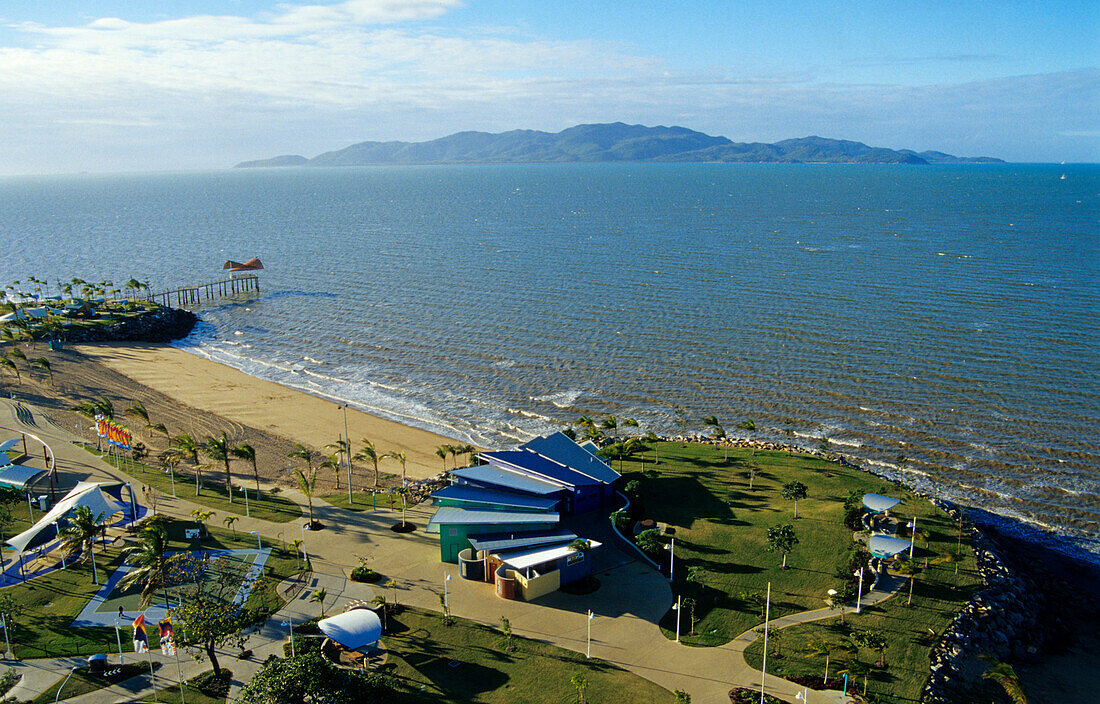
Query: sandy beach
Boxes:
[{"xmin": 6, "ymin": 342, "xmax": 460, "ymax": 490}]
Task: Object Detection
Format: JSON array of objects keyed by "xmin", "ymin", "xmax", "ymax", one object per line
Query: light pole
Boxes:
[
  {"xmin": 282, "ymin": 618, "xmax": 294, "ymax": 657},
  {"xmin": 443, "ymin": 572, "xmax": 452, "ymax": 616},
  {"xmin": 760, "ymin": 582, "xmax": 772, "ymax": 704},
  {"xmin": 251, "ymin": 531, "xmax": 261, "ymax": 550},
  {"xmin": 664, "ymin": 537, "xmax": 675, "ymax": 582},
  {"xmin": 907, "ymin": 517, "xmax": 917, "ymax": 559},
  {"xmin": 55, "ymin": 667, "xmax": 78, "ymax": 704},
  {"xmin": 586, "ymin": 610, "xmax": 594, "ymax": 659},
  {"xmin": 0, "ymin": 613, "xmax": 11, "ymax": 659},
  {"xmin": 796, "ymin": 688, "xmax": 808, "ymax": 703},
  {"xmin": 240, "ymin": 485, "xmax": 250, "ymax": 518},
  {"xmin": 854, "ymin": 568, "xmax": 865, "ymax": 614},
  {"xmin": 339, "ymin": 405, "xmax": 352, "ymax": 505},
  {"xmin": 114, "ymin": 619, "xmax": 125, "ymax": 664},
  {"xmin": 672, "ymin": 595, "xmax": 681, "ymax": 643}
]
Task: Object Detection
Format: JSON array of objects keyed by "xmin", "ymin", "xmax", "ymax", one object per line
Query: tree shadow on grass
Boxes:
[{"xmin": 639, "ymin": 475, "xmax": 733, "ymax": 524}]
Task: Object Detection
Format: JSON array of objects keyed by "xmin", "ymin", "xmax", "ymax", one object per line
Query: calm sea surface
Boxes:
[{"xmin": 1, "ymin": 164, "xmax": 1097, "ymax": 554}]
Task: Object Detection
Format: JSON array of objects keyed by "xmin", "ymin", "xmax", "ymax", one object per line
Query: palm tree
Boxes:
[
  {"xmin": 230, "ymin": 443, "xmax": 261, "ymax": 497},
  {"xmin": 600, "ymin": 415, "xmax": 619, "ymax": 440},
  {"xmin": 354, "ymin": 440, "xmax": 381, "ymax": 488},
  {"xmin": 70, "ymin": 396, "xmax": 114, "ymax": 419},
  {"xmin": 645, "ymin": 430, "xmax": 660, "ymax": 465},
  {"xmin": 737, "ymin": 419, "xmax": 757, "ymax": 455},
  {"xmin": 324, "ymin": 439, "xmax": 350, "ymax": 485},
  {"xmin": 837, "ymin": 659, "xmax": 871, "ymax": 696},
  {"xmin": 0, "ymin": 357, "xmax": 18, "ymax": 381},
  {"xmin": 295, "ymin": 466, "xmax": 319, "ymax": 527},
  {"xmin": 446, "ymin": 444, "xmax": 459, "ymax": 469},
  {"xmin": 703, "ymin": 415, "xmax": 728, "ymax": 460},
  {"xmin": 201, "ymin": 432, "xmax": 234, "ymax": 502},
  {"xmin": 60, "ymin": 505, "xmax": 105, "ymax": 584},
  {"xmin": 171, "ymin": 433, "xmax": 201, "ymax": 492},
  {"xmin": 223, "ymin": 516, "xmax": 238, "ymax": 537},
  {"xmin": 190, "ymin": 509, "xmax": 215, "ymax": 536},
  {"xmin": 124, "ymin": 400, "xmax": 149, "ymax": 429},
  {"xmin": 118, "ymin": 524, "xmax": 171, "ymax": 607},
  {"xmin": 29, "ymin": 357, "xmax": 52, "ymax": 384},
  {"xmin": 310, "ymin": 587, "xmax": 328, "ymax": 617},
  {"xmin": 806, "ymin": 637, "xmax": 840, "ymax": 682},
  {"xmin": 7, "ymin": 348, "xmax": 27, "ymax": 366},
  {"xmin": 434, "ymin": 446, "xmax": 449, "ymax": 472},
  {"xmin": 148, "ymin": 422, "xmax": 169, "ymax": 441},
  {"xmin": 457, "ymin": 443, "xmax": 476, "ymax": 468},
  {"xmin": 384, "ymin": 450, "xmax": 407, "ymax": 486},
  {"xmin": 395, "ymin": 485, "xmax": 409, "ymax": 527},
  {"xmin": 291, "ymin": 538, "xmax": 304, "ymax": 568},
  {"xmin": 319, "ymin": 454, "xmax": 341, "ymax": 491},
  {"xmin": 567, "ymin": 538, "xmax": 593, "ymax": 581},
  {"xmin": 981, "ymin": 657, "xmax": 1028, "ymax": 704}
]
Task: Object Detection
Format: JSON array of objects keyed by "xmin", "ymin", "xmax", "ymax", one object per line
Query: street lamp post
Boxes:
[
  {"xmin": 282, "ymin": 618, "xmax": 294, "ymax": 657},
  {"xmin": 664, "ymin": 537, "xmax": 675, "ymax": 582},
  {"xmin": 443, "ymin": 572, "xmax": 452, "ymax": 616},
  {"xmin": 586, "ymin": 610, "xmax": 594, "ymax": 659},
  {"xmin": 251, "ymin": 531, "xmax": 261, "ymax": 550},
  {"xmin": 760, "ymin": 582, "xmax": 772, "ymax": 704},
  {"xmin": 241, "ymin": 485, "xmax": 250, "ymax": 518},
  {"xmin": 339, "ymin": 405, "xmax": 352, "ymax": 505},
  {"xmin": 907, "ymin": 517, "xmax": 917, "ymax": 559},
  {"xmin": 672, "ymin": 595, "xmax": 681, "ymax": 643},
  {"xmin": 854, "ymin": 568, "xmax": 865, "ymax": 614},
  {"xmin": 114, "ymin": 619, "xmax": 125, "ymax": 664},
  {"xmin": 0, "ymin": 613, "xmax": 11, "ymax": 659},
  {"xmin": 55, "ymin": 667, "xmax": 79, "ymax": 704}
]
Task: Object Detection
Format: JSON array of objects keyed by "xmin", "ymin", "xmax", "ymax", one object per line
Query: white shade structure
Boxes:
[
  {"xmin": 868, "ymin": 534, "xmax": 914, "ymax": 559},
  {"xmin": 317, "ymin": 608, "xmax": 382, "ymax": 651},
  {"xmin": 862, "ymin": 493, "xmax": 901, "ymax": 514},
  {"xmin": 5, "ymin": 481, "xmax": 129, "ymax": 554}
]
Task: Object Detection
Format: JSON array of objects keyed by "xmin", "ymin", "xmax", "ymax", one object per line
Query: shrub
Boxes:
[
  {"xmin": 636, "ymin": 528, "xmax": 664, "ymax": 554},
  {"xmin": 350, "ymin": 562, "xmax": 381, "ymax": 583},
  {"xmin": 611, "ymin": 510, "xmax": 632, "ymax": 532}
]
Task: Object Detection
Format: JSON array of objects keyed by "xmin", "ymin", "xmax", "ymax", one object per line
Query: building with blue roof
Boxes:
[{"xmin": 426, "ymin": 432, "xmax": 618, "ymax": 599}]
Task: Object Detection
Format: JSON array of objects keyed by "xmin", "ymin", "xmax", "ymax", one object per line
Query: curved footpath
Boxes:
[{"xmin": 0, "ymin": 399, "xmax": 904, "ymax": 704}]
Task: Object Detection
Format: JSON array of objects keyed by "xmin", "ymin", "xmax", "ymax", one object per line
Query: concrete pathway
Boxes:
[{"xmin": 0, "ymin": 398, "xmax": 908, "ymax": 704}]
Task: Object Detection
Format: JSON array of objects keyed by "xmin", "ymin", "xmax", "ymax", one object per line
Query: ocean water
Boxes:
[{"xmin": 0, "ymin": 163, "xmax": 1097, "ymax": 554}]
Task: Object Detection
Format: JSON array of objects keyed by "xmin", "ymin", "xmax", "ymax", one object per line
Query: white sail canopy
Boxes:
[{"xmin": 5, "ymin": 481, "xmax": 130, "ymax": 554}]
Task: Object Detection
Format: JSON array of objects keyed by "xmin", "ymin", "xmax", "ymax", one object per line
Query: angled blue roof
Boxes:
[
  {"xmin": 468, "ymin": 529, "xmax": 578, "ymax": 554},
  {"xmin": 450, "ymin": 465, "xmax": 563, "ymax": 496},
  {"xmin": 482, "ymin": 450, "xmax": 602, "ymax": 488},
  {"xmin": 521, "ymin": 432, "xmax": 620, "ymax": 484},
  {"xmin": 431, "ymin": 484, "xmax": 559, "ymax": 512},
  {"xmin": 427, "ymin": 507, "xmax": 560, "ymax": 530},
  {"xmin": 869, "ymin": 534, "xmax": 913, "ymax": 558}
]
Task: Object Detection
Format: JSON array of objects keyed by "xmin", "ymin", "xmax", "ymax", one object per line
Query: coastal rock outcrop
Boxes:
[{"xmin": 59, "ymin": 306, "xmax": 198, "ymax": 344}]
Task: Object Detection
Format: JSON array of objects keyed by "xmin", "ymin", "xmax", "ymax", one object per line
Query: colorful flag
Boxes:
[
  {"xmin": 132, "ymin": 614, "xmax": 149, "ymax": 653},
  {"xmin": 158, "ymin": 617, "xmax": 176, "ymax": 656}
]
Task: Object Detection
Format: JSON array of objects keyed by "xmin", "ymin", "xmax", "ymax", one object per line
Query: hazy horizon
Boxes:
[{"xmin": 2, "ymin": 1, "xmax": 1097, "ymax": 174}]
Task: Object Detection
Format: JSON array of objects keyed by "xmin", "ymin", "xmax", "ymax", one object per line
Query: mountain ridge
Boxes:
[{"xmin": 235, "ymin": 123, "xmax": 1003, "ymax": 167}]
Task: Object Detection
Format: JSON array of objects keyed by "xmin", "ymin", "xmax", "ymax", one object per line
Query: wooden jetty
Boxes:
[{"xmin": 146, "ymin": 274, "xmax": 260, "ymax": 308}]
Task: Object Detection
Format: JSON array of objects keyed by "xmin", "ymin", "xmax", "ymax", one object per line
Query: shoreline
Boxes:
[
  {"xmin": 5, "ymin": 342, "xmax": 459, "ymax": 490},
  {"xmin": 74, "ymin": 342, "xmax": 461, "ymax": 482}
]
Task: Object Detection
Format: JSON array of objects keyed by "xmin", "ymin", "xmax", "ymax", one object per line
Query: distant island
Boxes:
[{"xmin": 236, "ymin": 122, "xmax": 1003, "ymax": 167}]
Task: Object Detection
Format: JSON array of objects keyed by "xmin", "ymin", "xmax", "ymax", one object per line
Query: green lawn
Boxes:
[
  {"xmin": 383, "ymin": 608, "xmax": 676, "ymax": 704},
  {"xmin": 128, "ymin": 669, "xmax": 232, "ymax": 703},
  {"xmin": 321, "ymin": 488, "xmax": 400, "ymax": 513},
  {"xmin": 742, "ymin": 549, "xmax": 979, "ymax": 703},
  {"xmin": 30, "ymin": 663, "xmax": 161, "ymax": 704},
  {"xmin": 80, "ymin": 444, "xmax": 303, "ymax": 523},
  {"xmin": 0, "ymin": 520, "xmax": 302, "ymax": 659},
  {"xmin": 619, "ymin": 443, "xmax": 976, "ymax": 647}
]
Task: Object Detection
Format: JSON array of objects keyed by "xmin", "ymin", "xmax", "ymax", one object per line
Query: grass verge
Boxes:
[
  {"xmin": 80, "ymin": 443, "xmax": 302, "ymax": 523},
  {"xmin": 383, "ymin": 608, "xmax": 676, "ymax": 703}
]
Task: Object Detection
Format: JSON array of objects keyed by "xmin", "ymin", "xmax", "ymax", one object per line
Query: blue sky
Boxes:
[{"xmin": 1, "ymin": 1, "xmax": 1096, "ymax": 173}]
